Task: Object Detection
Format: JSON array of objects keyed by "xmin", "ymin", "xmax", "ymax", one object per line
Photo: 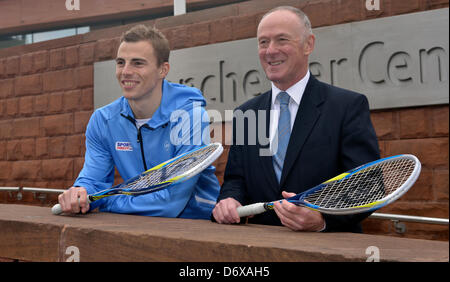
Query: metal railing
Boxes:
[
  {"xmin": 1, "ymin": 187, "xmax": 449, "ymax": 231},
  {"xmin": 370, "ymin": 212, "xmax": 449, "ymax": 225},
  {"xmin": 369, "ymin": 212, "xmax": 448, "ymax": 234}
]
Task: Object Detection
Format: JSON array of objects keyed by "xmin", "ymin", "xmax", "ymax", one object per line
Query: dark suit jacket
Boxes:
[{"xmin": 218, "ymin": 75, "xmax": 380, "ymax": 232}]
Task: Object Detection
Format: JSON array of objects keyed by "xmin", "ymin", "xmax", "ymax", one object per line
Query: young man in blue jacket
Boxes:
[{"xmin": 57, "ymin": 25, "xmax": 220, "ymax": 219}]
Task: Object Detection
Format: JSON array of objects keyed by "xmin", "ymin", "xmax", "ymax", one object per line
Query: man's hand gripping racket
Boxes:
[
  {"xmin": 237, "ymin": 154, "xmax": 421, "ymax": 217},
  {"xmin": 52, "ymin": 143, "xmax": 223, "ymax": 215}
]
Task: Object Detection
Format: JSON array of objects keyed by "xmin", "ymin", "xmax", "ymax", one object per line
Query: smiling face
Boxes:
[
  {"xmin": 257, "ymin": 9, "xmax": 315, "ymax": 90},
  {"xmin": 115, "ymin": 40, "xmax": 169, "ymax": 103}
]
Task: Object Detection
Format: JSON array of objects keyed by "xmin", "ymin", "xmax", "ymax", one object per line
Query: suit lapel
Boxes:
[{"xmin": 280, "ymin": 76, "xmax": 325, "ymax": 187}]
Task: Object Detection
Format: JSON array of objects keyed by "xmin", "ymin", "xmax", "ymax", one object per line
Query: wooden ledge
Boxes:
[{"xmin": 0, "ymin": 204, "xmax": 448, "ymax": 262}]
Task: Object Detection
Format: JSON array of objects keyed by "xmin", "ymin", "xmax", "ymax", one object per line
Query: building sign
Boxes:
[{"xmin": 94, "ymin": 8, "xmax": 449, "ymax": 117}]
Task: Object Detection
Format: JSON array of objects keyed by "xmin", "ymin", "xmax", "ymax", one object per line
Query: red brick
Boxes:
[
  {"xmin": 43, "ymin": 69, "xmax": 76, "ymax": 92},
  {"xmin": 210, "ymin": 17, "xmax": 233, "ymax": 43},
  {"xmin": 365, "ymin": 215, "xmax": 449, "ymax": 241},
  {"xmin": 426, "ymin": 0, "xmax": 450, "ymax": 9},
  {"xmin": 236, "ymin": 0, "xmax": 284, "ymax": 16},
  {"xmin": 18, "ymin": 96, "xmax": 34, "ymax": 116},
  {"xmin": 65, "ymin": 46, "xmax": 79, "ymax": 68},
  {"xmin": 0, "ymin": 58, "xmax": 5, "ymax": 78},
  {"xmin": 80, "ymin": 88, "xmax": 93, "ymax": 110},
  {"xmin": 77, "ymin": 66, "xmax": 93, "ymax": 88},
  {"xmin": 79, "ymin": 43, "xmax": 95, "ymax": 65},
  {"xmin": 20, "ymin": 53, "xmax": 33, "ymax": 75},
  {"xmin": 0, "ymin": 79, "xmax": 15, "ymax": 98},
  {"xmin": 74, "ymin": 111, "xmax": 92, "ymax": 133},
  {"xmin": 73, "ymin": 157, "xmax": 85, "ymax": 178},
  {"xmin": 95, "ymin": 38, "xmax": 119, "ymax": 61},
  {"xmin": 390, "ymin": 0, "xmax": 421, "ymax": 14},
  {"xmin": 0, "ymin": 161, "xmax": 12, "ymax": 180},
  {"xmin": 48, "ymin": 136, "xmax": 65, "ymax": 158},
  {"xmin": 385, "ymin": 138, "xmax": 449, "ymax": 168},
  {"xmin": 431, "ymin": 106, "xmax": 449, "ymax": 137},
  {"xmin": 379, "ymin": 201, "xmax": 448, "ymax": 220},
  {"xmin": 34, "ymin": 94, "xmax": 48, "ymax": 114},
  {"xmin": 302, "ymin": 0, "xmax": 334, "ymax": 28},
  {"xmin": 63, "ymin": 89, "xmax": 82, "ymax": 112},
  {"xmin": 41, "ymin": 159, "xmax": 73, "ymax": 180},
  {"xmin": 10, "ymin": 160, "xmax": 41, "ymax": 180},
  {"xmin": 333, "ymin": 0, "xmax": 363, "ymax": 23},
  {"xmin": 12, "ymin": 117, "xmax": 40, "ymax": 138},
  {"xmin": 32, "ymin": 51, "xmax": 48, "ymax": 73},
  {"xmin": 5, "ymin": 56, "xmax": 20, "ymax": 77},
  {"xmin": 0, "ymin": 100, "xmax": 4, "ymax": 119},
  {"xmin": 434, "ymin": 169, "xmax": 449, "ymax": 201},
  {"xmin": 5, "ymin": 98, "xmax": 18, "ymax": 117},
  {"xmin": 65, "ymin": 135, "xmax": 83, "ymax": 157},
  {"xmin": 371, "ymin": 110, "xmax": 398, "ymax": 140},
  {"xmin": 167, "ymin": 26, "xmax": 190, "ymax": 50},
  {"xmin": 49, "ymin": 48, "xmax": 65, "ymax": 70},
  {"xmin": 48, "ymin": 92, "xmax": 64, "ymax": 113},
  {"xmin": 113, "ymin": 168, "xmax": 123, "ymax": 186},
  {"xmin": 6, "ymin": 139, "xmax": 35, "ymax": 161},
  {"xmin": 232, "ymin": 14, "xmax": 258, "ymax": 40},
  {"xmin": 46, "ymin": 180, "xmax": 71, "ymax": 189},
  {"xmin": 0, "ymin": 120, "xmax": 13, "ymax": 140},
  {"xmin": 35, "ymin": 137, "xmax": 49, "ymax": 159},
  {"xmin": 17, "ymin": 191, "xmax": 38, "ymax": 204},
  {"xmin": 362, "ymin": 217, "xmax": 396, "ymax": 236},
  {"xmin": 15, "ymin": 74, "xmax": 42, "ymax": 96},
  {"xmin": 402, "ymin": 167, "xmax": 433, "ymax": 201},
  {"xmin": 399, "ymin": 108, "xmax": 428, "ymax": 139},
  {"xmin": 40, "ymin": 113, "xmax": 73, "ymax": 136},
  {"xmin": 0, "ymin": 141, "xmax": 6, "ymax": 161},
  {"xmin": 187, "ymin": 22, "xmax": 210, "ymax": 46},
  {"xmin": 80, "ymin": 135, "xmax": 86, "ymax": 156}
]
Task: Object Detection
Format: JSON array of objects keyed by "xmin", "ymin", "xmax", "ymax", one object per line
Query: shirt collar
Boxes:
[{"xmin": 271, "ymin": 70, "xmax": 310, "ymax": 106}]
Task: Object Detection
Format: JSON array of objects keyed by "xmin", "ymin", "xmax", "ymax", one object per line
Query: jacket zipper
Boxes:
[
  {"xmin": 136, "ymin": 126, "xmax": 148, "ymax": 171},
  {"xmin": 121, "ymin": 113, "xmax": 149, "ymax": 171}
]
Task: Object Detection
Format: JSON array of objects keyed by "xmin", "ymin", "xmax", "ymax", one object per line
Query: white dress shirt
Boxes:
[{"xmin": 269, "ymin": 71, "xmax": 310, "ymax": 152}]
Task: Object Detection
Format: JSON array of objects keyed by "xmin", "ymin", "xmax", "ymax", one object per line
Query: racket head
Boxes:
[
  {"xmin": 290, "ymin": 154, "xmax": 421, "ymax": 215},
  {"xmin": 90, "ymin": 143, "xmax": 223, "ymax": 200}
]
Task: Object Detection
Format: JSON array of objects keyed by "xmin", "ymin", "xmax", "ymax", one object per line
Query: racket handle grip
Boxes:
[
  {"xmin": 237, "ymin": 202, "xmax": 267, "ymax": 217},
  {"xmin": 51, "ymin": 197, "xmax": 91, "ymax": 215},
  {"xmin": 51, "ymin": 203, "xmax": 63, "ymax": 215}
]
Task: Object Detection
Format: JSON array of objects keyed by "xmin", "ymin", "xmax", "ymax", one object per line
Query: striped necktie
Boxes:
[{"xmin": 273, "ymin": 91, "xmax": 291, "ymax": 183}]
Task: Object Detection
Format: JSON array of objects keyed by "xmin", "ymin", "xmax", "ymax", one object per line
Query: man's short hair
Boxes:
[
  {"xmin": 120, "ymin": 24, "xmax": 170, "ymax": 66},
  {"xmin": 261, "ymin": 6, "xmax": 313, "ymax": 38}
]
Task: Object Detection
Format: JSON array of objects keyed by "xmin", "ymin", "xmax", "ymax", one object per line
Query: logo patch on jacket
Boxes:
[{"xmin": 115, "ymin": 141, "xmax": 133, "ymax": 151}]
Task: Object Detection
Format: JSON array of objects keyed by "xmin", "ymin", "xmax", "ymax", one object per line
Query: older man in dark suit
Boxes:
[{"xmin": 212, "ymin": 6, "xmax": 380, "ymax": 232}]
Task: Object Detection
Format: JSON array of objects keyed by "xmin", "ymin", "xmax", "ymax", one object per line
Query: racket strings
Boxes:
[
  {"xmin": 305, "ymin": 158, "xmax": 416, "ymax": 209},
  {"xmin": 124, "ymin": 145, "xmax": 218, "ymax": 191}
]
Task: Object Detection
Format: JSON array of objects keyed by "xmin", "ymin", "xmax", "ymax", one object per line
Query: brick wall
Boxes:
[
  {"xmin": 0, "ymin": 0, "xmax": 448, "ymax": 241},
  {"xmin": 364, "ymin": 106, "xmax": 449, "ymax": 240}
]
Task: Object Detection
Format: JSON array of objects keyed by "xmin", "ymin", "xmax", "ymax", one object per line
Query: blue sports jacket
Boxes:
[{"xmin": 74, "ymin": 80, "xmax": 220, "ymax": 219}]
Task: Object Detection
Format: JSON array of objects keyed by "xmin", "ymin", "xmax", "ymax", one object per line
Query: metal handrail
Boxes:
[
  {"xmin": 22, "ymin": 187, "xmax": 66, "ymax": 194},
  {"xmin": 369, "ymin": 212, "xmax": 448, "ymax": 225},
  {"xmin": 0, "ymin": 187, "xmax": 20, "ymax": 192},
  {"xmin": 0, "ymin": 187, "xmax": 449, "ymax": 225}
]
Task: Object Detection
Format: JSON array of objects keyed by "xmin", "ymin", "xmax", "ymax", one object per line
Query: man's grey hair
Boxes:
[{"xmin": 260, "ymin": 6, "xmax": 313, "ymax": 38}]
